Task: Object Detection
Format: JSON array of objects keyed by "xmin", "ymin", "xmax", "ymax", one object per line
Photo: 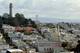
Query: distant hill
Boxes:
[{"xmin": 29, "ymin": 17, "xmax": 79, "ymax": 23}]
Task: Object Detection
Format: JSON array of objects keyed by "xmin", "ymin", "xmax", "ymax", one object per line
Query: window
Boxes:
[
  {"xmin": 44, "ymin": 48, "xmax": 46, "ymax": 51},
  {"xmin": 50, "ymin": 48, "xmax": 51, "ymax": 51}
]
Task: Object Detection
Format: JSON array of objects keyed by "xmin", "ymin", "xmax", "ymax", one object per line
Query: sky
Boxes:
[{"xmin": 0, "ymin": 0, "xmax": 80, "ymax": 22}]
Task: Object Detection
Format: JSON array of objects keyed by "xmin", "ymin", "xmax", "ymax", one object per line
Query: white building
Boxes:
[
  {"xmin": 8, "ymin": 32, "xmax": 24, "ymax": 41},
  {"xmin": 0, "ymin": 44, "xmax": 9, "ymax": 50},
  {"xmin": 6, "ymin": 49, "xmax": 24, "ymax": 53},
  {"xmin": 2, "ymin": 24, "xmax": 15, "ymax": 33},
  {"xmin": 33, "ymin": 39, "xmax": 62, "ymax": 53}
]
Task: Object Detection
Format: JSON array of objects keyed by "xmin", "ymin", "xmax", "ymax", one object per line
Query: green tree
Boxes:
[{"xmin": 15, "ymin": 13, "xmax": 25, "ymax": 26}]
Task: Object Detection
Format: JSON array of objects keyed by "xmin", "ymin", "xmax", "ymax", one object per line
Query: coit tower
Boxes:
[{"xmin": 9, "ymin": 3, "xmax": 13, "ymax": 18}]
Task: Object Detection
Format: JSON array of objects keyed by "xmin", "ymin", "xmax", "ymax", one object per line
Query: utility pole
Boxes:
[{"xmin": 57, "ymin": 24, "xmax": 61, "ymax": 42}]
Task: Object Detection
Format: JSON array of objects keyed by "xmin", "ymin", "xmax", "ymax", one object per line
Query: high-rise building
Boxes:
[{"xmin": 9, "ymin": 3, "xmax": 13, "ymax": 18}]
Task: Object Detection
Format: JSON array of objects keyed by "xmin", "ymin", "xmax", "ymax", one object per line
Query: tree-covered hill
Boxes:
[{"xmin": 0, "ymin": 13, "xmax": 37, "ymax": 28}]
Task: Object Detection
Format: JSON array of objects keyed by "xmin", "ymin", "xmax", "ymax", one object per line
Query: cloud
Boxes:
[{"xmin": 0, "ymin": 0, "xmax": 80, "ymax": 20}]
